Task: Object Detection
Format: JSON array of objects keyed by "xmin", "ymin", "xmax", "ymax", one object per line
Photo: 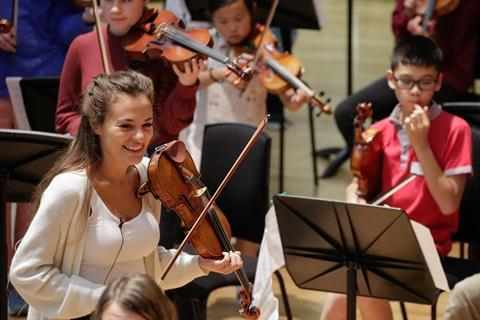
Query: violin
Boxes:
[
  {"xmin": 0, "ymin": 18, "xmax": 12, "ymax": 33},
  {"xmin": 121, "ymin": 8, "xmax": 251, "ymax": 81},
  {"xmin": 413, "ymin": 0, "xmax": 460, "ymax": 17},
  {"xmin": 138, "ymin": 140, "xmax": 260, "ymax": 319},
  {"xmin": 406, "ymin": 0, "xmax": 460, "ymax": 34},
  {"xmin": 69, "ymin": 0, "xmax": 91, "ymax": 7},
  {"xmin": 350, "ymin": 103, "xmax": 417, "ymax": 204},
  {"xmin": 350, "ymin": 103, "xmax": 383, "ymax": 202},
  {"xmin": 234, "ymin": 24, "xmax": 331, "ymax": 114}
]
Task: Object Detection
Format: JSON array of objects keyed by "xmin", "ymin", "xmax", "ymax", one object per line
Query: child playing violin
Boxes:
[
  {"xmin": 55, "ymin": 0, "xmax": 202, "ymax": 149},
  {"xmin": 177, "ymin": 0, "xmax": 311, "ymax": 260},
  {"xmin": 320, "ymin": 35, "xmax": 472, "ymax": 320},
  {"xmin": 180, "ymin": 0, "xmax": 311, "ymax": 167}
]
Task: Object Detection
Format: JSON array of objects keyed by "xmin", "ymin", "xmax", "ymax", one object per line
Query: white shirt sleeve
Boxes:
[{"xmin": 9, "ymin": 173, "xmax": 105, "ymax": 319}]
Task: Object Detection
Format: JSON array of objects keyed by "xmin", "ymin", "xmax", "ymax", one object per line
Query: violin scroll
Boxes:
[
  {"xmin": 239, "ymin": 286, "xmax": 261, "ymax": 319},
  {"xmin": 0, "ymin": 18, "xmax": 12, "ymax": 33}
]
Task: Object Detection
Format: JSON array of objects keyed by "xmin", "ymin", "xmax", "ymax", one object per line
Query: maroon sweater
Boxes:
[
  {"xmin": 55, "ymin": 28, "xmax": 197, "ymax": 147},
  {"xmin": 392, "ymin": 0, "xmax": 480, "ymax": 93}
]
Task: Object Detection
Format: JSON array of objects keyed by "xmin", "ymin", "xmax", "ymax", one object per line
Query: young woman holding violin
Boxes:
[
  {"xmin": 333, "ymin": 0, "xmax": 480, "ymax": 175},
  {"xmin": 1, "ymin": 0, "xmax": 95, "ymax": 315},
  {"xmin": 180, "ymin": 0, "xmax": 312, "ymax": 168},
  {"xmin": 10, "ymin": 71, "xmax": 243, "ymax": 320},
  {"xmin": 55, "ymin": 0, "xmax": 203, "ymax": 149}
]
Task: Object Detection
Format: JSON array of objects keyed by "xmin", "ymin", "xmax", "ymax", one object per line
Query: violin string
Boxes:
[
  {"xmin": 191, "ymin": 176, "xmax": 251, "ymax": 289},
  {"xmin": 265, "ymin": 57, "xmax": 313, "ymax": 95},
  {"xmin": 264, "ymin": 57, "xmax": 330, "ymax": 111},
  {"xmin": 158, "ymin": 25, "xmax": 232, "ymax": 68}
]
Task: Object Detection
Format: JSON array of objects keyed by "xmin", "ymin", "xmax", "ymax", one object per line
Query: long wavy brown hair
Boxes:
[{"xmin": 31, "ymin": 71, "xmax": 154, "ymax": 214}]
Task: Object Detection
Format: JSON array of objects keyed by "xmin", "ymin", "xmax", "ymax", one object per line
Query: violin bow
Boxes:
[
  {"xmin": 371, "ymin": 174, "xmax": 417, "ymax": 205},
  {"xmin": 91, "ymin": 0, "xmax": 110, "ymax": 74},
  {"xmin": 251, "ymin": 0, "xmax": 279, "ymax": 67},
  {"xmin": 12, "ymin": 0, "xmax": 18, "ymax": 30},
  {"xmin": 160, "ymin": 115, "xmax": 270, "ymax": 280}
]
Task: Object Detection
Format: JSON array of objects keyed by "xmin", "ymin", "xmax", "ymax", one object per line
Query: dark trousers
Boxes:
[
  {"xmin": 159, "ymin": 207, "xmax": 184, "ymax": 249},
  {"xmin": 334, "ymin": 76, "xmax": 472, "ymax": 153}
]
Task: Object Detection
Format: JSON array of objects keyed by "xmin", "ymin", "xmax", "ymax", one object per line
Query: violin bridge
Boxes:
[{"xmin": 191, "ymin": 187, "xmax": 207, "ymax": 198}]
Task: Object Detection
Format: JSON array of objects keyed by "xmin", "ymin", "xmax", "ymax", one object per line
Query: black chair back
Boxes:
[
  {"xmin": 443, "ymin": 102, "xmax": 480, "ymax": 128},
  {"xmin": 165, "ymin": 124, "xmax": 277, "ymax": 320},
  {"xmin": 452, "ymin": 125, "xmax": 480, "ymax": 246},
  {"xmin": 200, "ymin": 123, "xmax": 271, "ymax": 243}
]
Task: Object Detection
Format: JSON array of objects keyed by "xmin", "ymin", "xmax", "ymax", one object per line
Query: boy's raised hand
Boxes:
[{"xmin": 404, "ymin": 105, "xmax": 430, "ymax": 152}]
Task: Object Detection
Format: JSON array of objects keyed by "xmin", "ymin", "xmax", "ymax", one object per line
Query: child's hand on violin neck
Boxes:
[
  {"xmin": 285, "ymin": 88, "xmax": 312, "ymax": 112},
  {"xmin": 198, "ymin": 251, "xmax": 243, "ymax": 275},
  {"xmin": 172, "ymin": 58, "xmax": 205, "ymax": 87},
  {"xmin": 221, "ymin": 53, "xmax": 257, "ymax": 90}
]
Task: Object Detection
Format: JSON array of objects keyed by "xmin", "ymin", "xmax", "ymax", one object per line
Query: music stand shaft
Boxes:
[{"xmin": 347, "ymin": 262, "xmax": 357, "ymax": 320}]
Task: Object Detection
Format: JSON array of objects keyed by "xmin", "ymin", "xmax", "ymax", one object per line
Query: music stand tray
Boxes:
[
  {"xmin": 0, "ymin": 129, "xmax": 71, "ymax": 320},
  {"xmin": 273, "ymin": 194, "xmax": 448, "ymax": 320}
]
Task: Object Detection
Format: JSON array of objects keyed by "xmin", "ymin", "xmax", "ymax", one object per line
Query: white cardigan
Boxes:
[{"xmin": 10, "ymin": 158, "xmax": 206, "ymax": 319}]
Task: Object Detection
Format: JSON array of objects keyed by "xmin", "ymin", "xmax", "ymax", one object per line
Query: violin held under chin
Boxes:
[
  {"xmin": 120, "ymin": 8, "xmax": 252, "ymax": 81},
  {"xmin": 229, "ymin": 24, "xmax": 332, "ymax": 115}
]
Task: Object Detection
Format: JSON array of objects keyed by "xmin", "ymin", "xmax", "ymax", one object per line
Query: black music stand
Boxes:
[
  {"xmin": 0, "ymin": 129, "xmax": 71, "ymax": 320},
  {"xmin": 6, "ymin": 77, "xmax": 60, "ymax": 132},
  {"xmin": 273, "ymin": 194, "xmax": 448, "ymax": 320}
]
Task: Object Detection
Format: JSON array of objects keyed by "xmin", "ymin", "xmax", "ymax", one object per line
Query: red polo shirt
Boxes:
[{"xmin": 372, "ymin": 104, "xmax": 472, "ymax": 257}]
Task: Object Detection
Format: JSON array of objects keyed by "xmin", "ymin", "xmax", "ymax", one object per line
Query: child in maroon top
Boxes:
[
  {"xmin": 55, "ymin": 0, "xmax": 202, "ymax": 148},
  {"xmin": 321, "ymin": 36, "xmax": 472, "ymax": 320}
]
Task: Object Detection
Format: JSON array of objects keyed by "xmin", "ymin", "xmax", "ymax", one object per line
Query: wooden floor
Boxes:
[{"xmin": 8, "ymin": 0, "xmax": 456, "ymax": 319}]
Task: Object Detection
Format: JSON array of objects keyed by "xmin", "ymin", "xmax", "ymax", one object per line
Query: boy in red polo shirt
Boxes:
[{"xmin": 320, "ymin": 35, "xmax": 473, "ymax": 320}]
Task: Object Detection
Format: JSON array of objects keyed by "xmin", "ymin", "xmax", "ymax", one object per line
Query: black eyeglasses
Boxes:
[{"xmin": 392, "ymin": 74, "xmax": 438, "ymax": 91}]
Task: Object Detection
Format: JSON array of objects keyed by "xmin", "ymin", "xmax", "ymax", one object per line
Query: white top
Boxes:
[
  {"xmin": 165, "ymin": 0, "xmax": 212, "ymax": 28},
  {"xmin": 180, "ymin": 29, "xmax": 268, "ymax": 166},
  {"xmin": 80, "ymin": 190, "xmax": 160, "ymax": 285},
  {"xmin": 10, "ymin": 157, "xmax": 206, "ymax": 320}
]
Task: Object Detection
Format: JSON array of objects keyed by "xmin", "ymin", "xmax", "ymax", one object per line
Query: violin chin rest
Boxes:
[
  {"xmin": 137, "ymin": 182, "xmax": 152, "ymax": 198},
  {"xmin": 165, "ymin": 140, "xmax": 187, "ymax": 164}
]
